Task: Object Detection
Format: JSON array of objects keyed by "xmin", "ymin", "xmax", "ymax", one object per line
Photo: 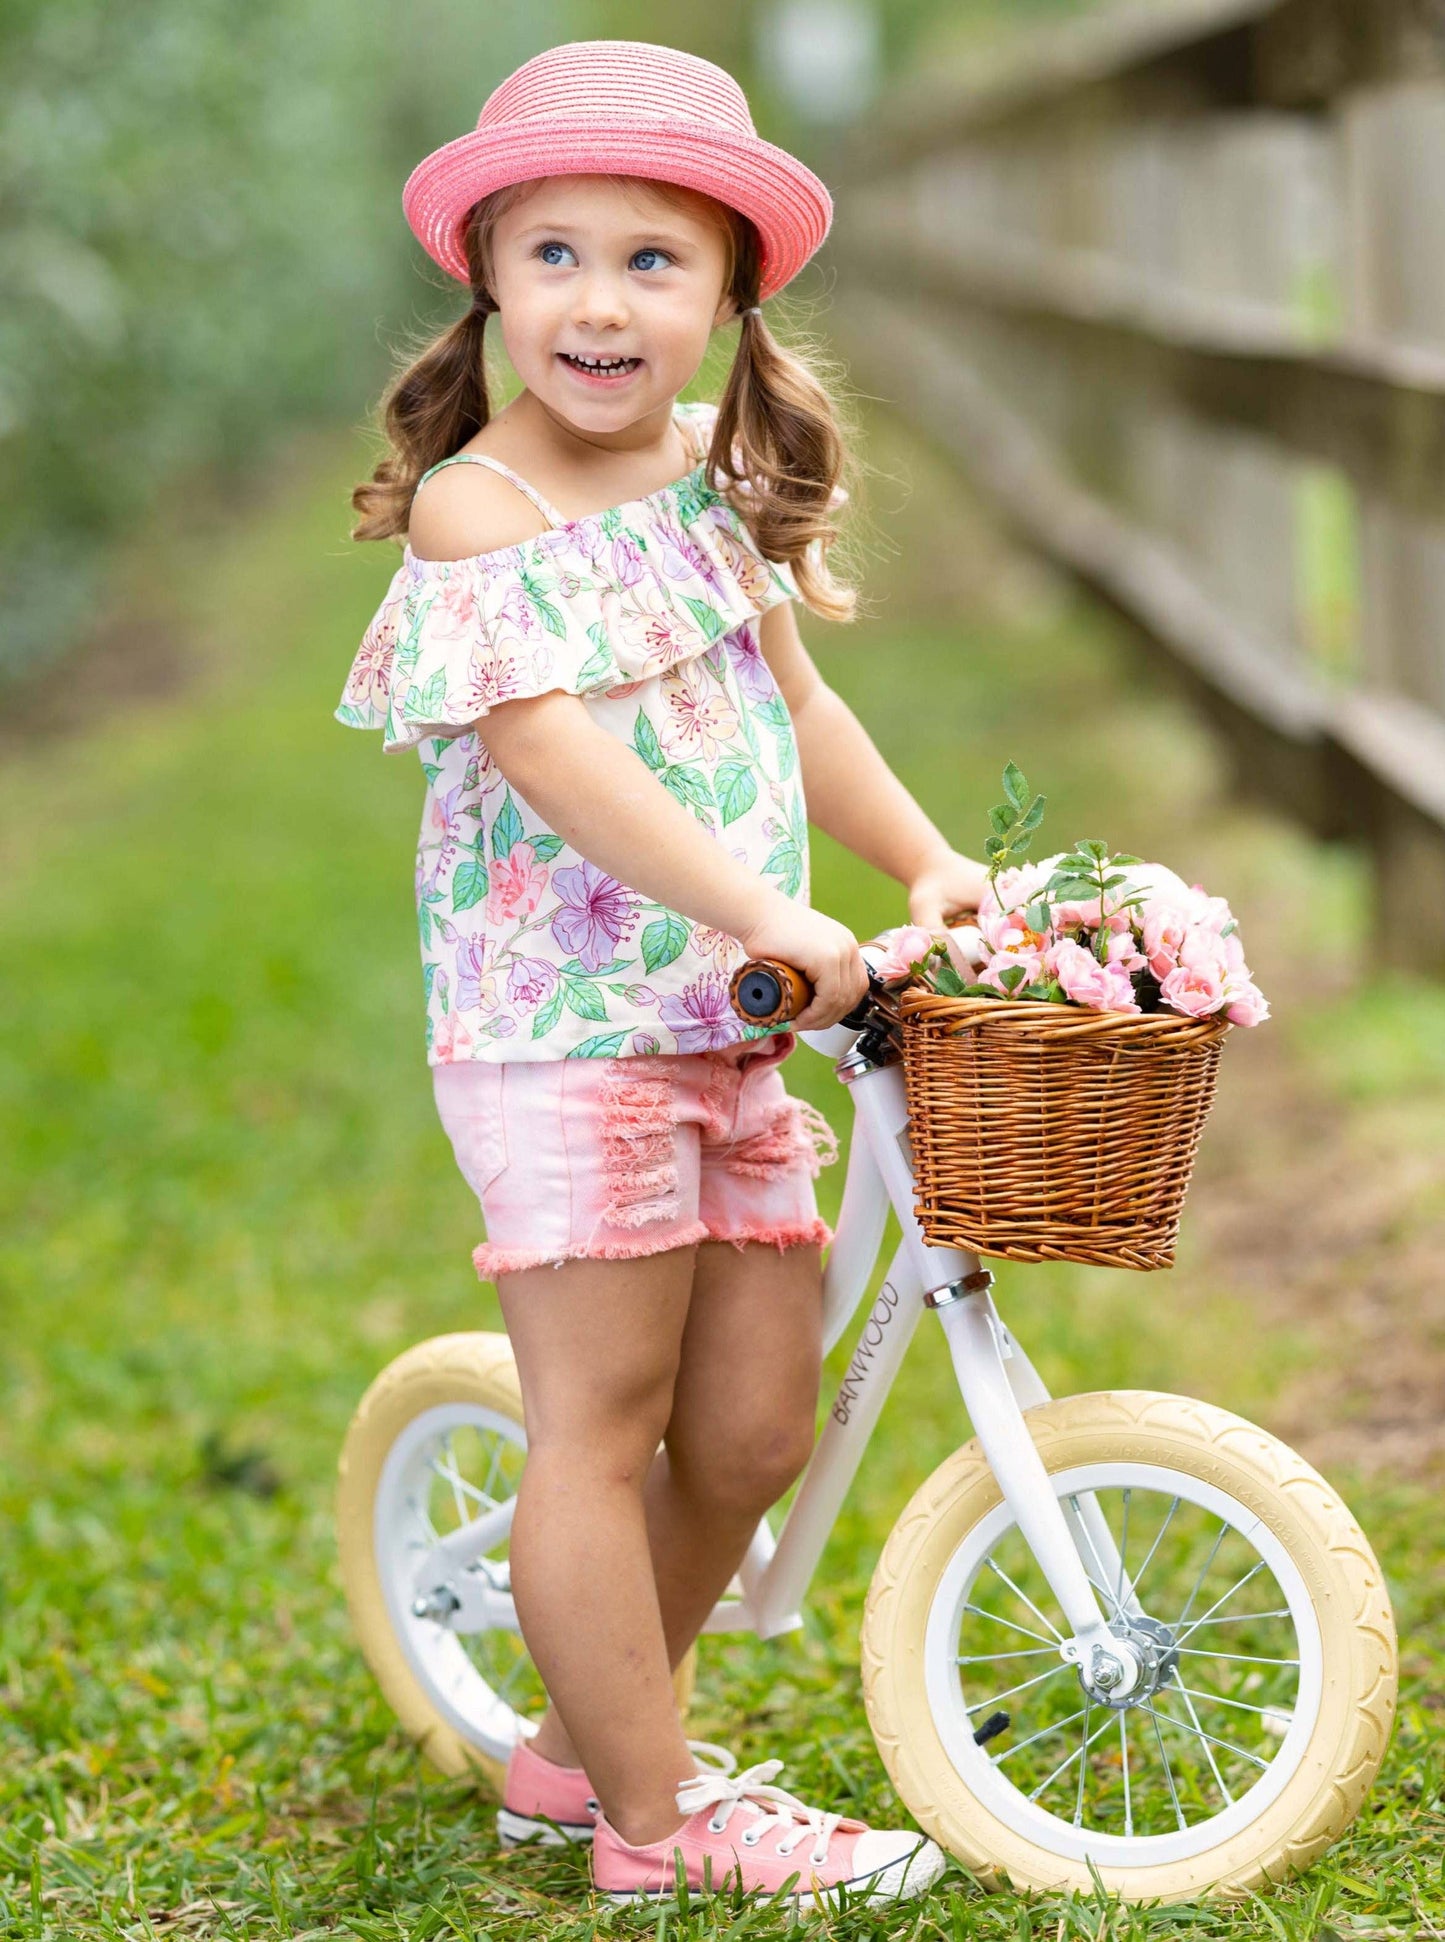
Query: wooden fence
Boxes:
[{"xmin": 829, "ymin": 0, "xmax": 1445, "ymax": 967}]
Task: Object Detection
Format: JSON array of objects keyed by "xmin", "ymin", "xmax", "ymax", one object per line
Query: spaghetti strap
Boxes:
[
  {"xmin": 411, "ymin": 405, "xmax": 702, "ymax": 526},
  {"xmin": 412, "ymin": 453, "xmax": 568, "ymax": 529}
]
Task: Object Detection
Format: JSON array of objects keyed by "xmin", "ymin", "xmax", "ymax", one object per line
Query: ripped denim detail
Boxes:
[
  {"xmin": 595, "ymin": 1056, "xmax": 684, "ymax": 1228},
  {"xmin": 722, "ymin": 1097, "xmax": 840, "ymax": 1182}
]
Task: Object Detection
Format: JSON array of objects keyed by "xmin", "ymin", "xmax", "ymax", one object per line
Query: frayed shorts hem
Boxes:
[{"xmin": 472, "ymin": 1215, "xmax": 833, "ymax": 1281}]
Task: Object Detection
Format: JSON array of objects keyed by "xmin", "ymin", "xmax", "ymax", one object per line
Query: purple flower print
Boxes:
[
  {"xmin": 455, "ymin": 933, "xmax": 502, "ymax": 1015},
  {"xmin": 611, "ymin": 533, "xmax": 645, "ymax": 587},
  {"xmin": 724, "ymin": 618, "xmax": 777, "ymax": 706},
  {"xmin": 659, "ymin": 973, "xmax": 741, "ymax": 1053},
  {"xmin": 507, "ymin": 955, "xmax": 559, "ymax": 1011},
  {"xmin": 551, "ymin": 858, "xmax": 640, "ymax": 972},
  {"xmin": 661, "ymin": 527, "xmax": 724, "ymax": 596}
]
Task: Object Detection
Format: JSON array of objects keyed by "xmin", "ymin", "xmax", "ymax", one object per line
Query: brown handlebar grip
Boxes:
[{"xmin": 728, "ymin": 957, "xmax": 813, "ymax": 1026}]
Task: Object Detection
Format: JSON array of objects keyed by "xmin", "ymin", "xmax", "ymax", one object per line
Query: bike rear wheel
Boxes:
[
  {"xmin": 337, "ymin": 1331, "xmax": 695, "ymax": 1791},
  {"xmin": 861, "ymin": 1390, "xmax": 1396, "ymax": 1901}
]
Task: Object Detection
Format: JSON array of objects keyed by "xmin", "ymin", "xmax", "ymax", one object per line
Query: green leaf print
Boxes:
[
  {"xmin": 530, "ymin": 833, "xmax": 566, "ymax": 862},
  {"xmin": 774, "ymin": 721, "xmax": 797, "ymax": 782},
  {"xmin": 715, "ymin": 762, "xmax": 758, "ymax": 827},
  {"xmin": 334, "ymin": 702, "xmax": 372, "ymax": 729},
  {"xmin": 422, "ymin": 961, "xmax": 441, "ymax": 1002},
  {"xmin": 567, "ymin": 1031, "xmax": 629, "ymax": 1059},
  {"xmin": 422, "ymin": 763, "xmax": 442, "ymax": 785},
  {"xmin": 451, "ymin": 857, "xmax": 489, "ymax": 913},
  {"xmin": 574, "ymin": 622, "xmax": 614, "ymax": 688},
  {"xmin": 491, "ymin": 791, "xmax": 524, "ymax": 860},
  {"xmin": 681, "ymin": 596, "xmax": 725, "ymax": 643},
  {"xmin": 755, "ymin": 695, "xmax": 792, "ymax": 734},
  {"xmin": 418, "ymin": 667, "xmax": 448, "ymax": 715},
  {"xmin": 762, "ymin": 839, "xmax": 804, "ymax": 899},
  {"xmin": 418, "ymin": 903, "xmax": 433, "ymax": 950},
  {"xmin": 641, "ymin": 913, "xmax": 689, "ymax": 974},
  {"xmin": 530, "ymin": 592, "xmax": 567, "ymax": 639},
  {"xmin": 634, "ymin": 712, "xmax": 666, "ymax": 772},
  {"xmin": 532, "ymin": 985, "xmax": 565, "ymax": 1039},
  {"xmin": 561, "ymin": 976, "xmax": 608, "ymax": 1023},
  {"xmin": 559, "ymin": 956, "xmax": 631, "ymax": 977},
  {"xmin": 660, "ymin": 765, "xmax": 714, "ymax": 812}
]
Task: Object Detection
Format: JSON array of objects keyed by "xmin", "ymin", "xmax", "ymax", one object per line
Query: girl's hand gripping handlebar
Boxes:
[{"xmin": 728, "ymin": 954, "xmax": 886, "ymax": 1034}]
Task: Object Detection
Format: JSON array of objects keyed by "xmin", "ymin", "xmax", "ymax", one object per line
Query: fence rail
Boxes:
[{"xmin": 832, "ymin": 0, "xmax": 1445, "ymax": 966}]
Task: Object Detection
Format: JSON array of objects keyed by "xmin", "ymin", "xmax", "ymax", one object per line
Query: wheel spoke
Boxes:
[
  {"xmin": 1073, "ymin": 1693, "xmax": 1093, "ymax": 1826},
  {"xmin": 1175, "ymin": 1646, "xmax": 1299, "ymax": 1669},
  {"xmin": 1174, "ymin": 1519, "xmax": 1229, "ymax": 1630},
  {"xmin": 481, "ymin": 1433, "xmax": 507, "ymax": 1507},
  {"xmin": 1176, "ymin": 1609, "xmax": 1292, "ymax": 1627},
  {"xmin": 1174, "ymin": 1681, "xmax": 1294, "ymax": 1723},
  {"xmin": 1117, "ymin": 1489, "xmax": 1131, "ymax": 1612},
  {"xmin": 1128, "ymin": 1494, "xmax": 1180, "ymax": 1604},
  {"xmin": 986, "ymin": 1560, "xmax": 1064, "ymax": 1643},
  {"xmin": 1067, "ymin": 1495, "xmax": 1127, "ymax": 1623},
  {"xmin": 994, "ymin": 1704, "xmax": 1088, "ymax": 1766},
  {"xmin": 1144, "ymin": 1693, "xmax": 1269, "ymax": 1777},
  {"xmin": 967, "ymin": 1663, "xmax": 1072, "ymax": 1716},
  {"xmin": 1119, "ymin": 1711, "xmax": 1132, "ymax": 1839},
  {"xmin": 963, "ymin": 1603, "xmax": 1058, "ymax": 1648},
  {"xmin": 955, "ymin": 1647, "xmax": 1058, "ymax": 1665},
  {"xmin": 1173, "ymin": 1559, "xmax": 1268, "ymax": 1648},
  {"xmin": 1150, "ymin": 1704, "xmax": 1187, "ymax": 1832},
  {"xmin": 1027, "ymin": 1706, "xmax": 1116, "ymax": 1804}
]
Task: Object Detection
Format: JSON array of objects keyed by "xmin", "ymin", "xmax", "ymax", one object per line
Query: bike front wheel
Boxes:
[{"xmin": 861, "ymin": 1390, "xmax": 1396, "ymax": 1902}]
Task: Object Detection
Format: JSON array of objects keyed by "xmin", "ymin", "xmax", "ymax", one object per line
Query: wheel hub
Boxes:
[{"xmin": 1078, "ymin": 1614, "xmax": 1179, "ymax": 1710}]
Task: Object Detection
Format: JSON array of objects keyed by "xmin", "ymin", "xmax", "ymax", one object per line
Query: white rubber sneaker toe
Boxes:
[{"xmin": 848, "ymin": 1829, "xmax": 948, "ymax": 1899}]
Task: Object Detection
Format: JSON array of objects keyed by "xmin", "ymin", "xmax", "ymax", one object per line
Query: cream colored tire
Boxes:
[
  {"xmin": 861, "ymin": 1391, "xmax": 1396, "ymax": 1902},
  {"xmin": 337, "ymin": 1330, "xmax": 696, "ymax": 1794}
]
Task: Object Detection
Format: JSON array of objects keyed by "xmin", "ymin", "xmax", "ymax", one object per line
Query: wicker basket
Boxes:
[{"xmin": 896, "ymin": 990, "xmax": 1232, "ymax": 1271}]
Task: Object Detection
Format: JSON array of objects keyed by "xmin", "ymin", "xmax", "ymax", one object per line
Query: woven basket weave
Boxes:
[{"xmin": 896, "ymin": 990, "xmax": 1231, "ymax": 1271}]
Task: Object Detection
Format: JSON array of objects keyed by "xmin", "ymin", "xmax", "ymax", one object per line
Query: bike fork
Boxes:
[
  {"xmin": 928, "ymin": 1274, "xmax": 1143, "ymax": 1695},
  {"xmin": 847, "ymin": 1055, "xmax": 1144, "ymax": 1692}
]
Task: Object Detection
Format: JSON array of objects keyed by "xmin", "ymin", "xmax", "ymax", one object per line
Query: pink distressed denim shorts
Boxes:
[{"xmin": 433, "ymin": 1031, "xmax": 839, "ymax": 1281}]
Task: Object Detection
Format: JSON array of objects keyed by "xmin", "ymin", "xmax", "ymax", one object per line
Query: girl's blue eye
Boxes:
[{"xmin": 534, "ymin": 242, "xmax": 672, "ymax": 271}]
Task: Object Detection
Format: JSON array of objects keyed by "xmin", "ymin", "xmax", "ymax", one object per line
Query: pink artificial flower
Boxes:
[
  {"xmin": 1225, "ymin": 981, "xmax": 1271, "ymax": 1027},
  {"xmin": 1160, "ymin": 962, "xmax": 1226, "ymax": 1018},
  {"xmin": 978, "ymin": 946, "xmax": 1045, "ymax": 996},
  {"xmin": 486, "ymin": 842, "xmax": 549, "ymax": 923},
  {"xmin": 1141, "ymin": 901, "xmax": 1190, "ymax": 979},
  {"xmin": 1049, "ymin": 938, "xmax": 1138, "ymax": 1012},
  {"xmin": 1178, "ymin": 925, "xmax": 1231, "ymax": 983},
  {"xmin": 1105, "ymin": 928, "xmax": 1147, "ymax": 974},
  {"xmin": 874, "ymin": 925, "xmax": 940, "ymax": 983}
]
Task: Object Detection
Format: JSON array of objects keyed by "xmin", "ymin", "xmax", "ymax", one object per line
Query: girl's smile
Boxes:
[{"xmin": 556, "ymin": 350, "xmax": 645, "ymax": 387}]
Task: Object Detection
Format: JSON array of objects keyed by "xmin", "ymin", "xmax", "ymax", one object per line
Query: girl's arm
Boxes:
[
  {"xmin": 756, "ymin": 602, "xmax": 989, "ymax": 925},
  {"xmin": 481, "ymin": 689, "xmax": 872, "ymax": 1024}
]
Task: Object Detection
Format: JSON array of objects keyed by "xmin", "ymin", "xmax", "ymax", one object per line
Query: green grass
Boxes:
[{"xmin": 1, "ymin": 411, "xmax": 1441, "ymax": 1938}]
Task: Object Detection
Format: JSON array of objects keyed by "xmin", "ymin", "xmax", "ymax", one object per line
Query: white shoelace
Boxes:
[{"xmin": 676, "ymin": 1758, "xmax": 843, "ymax": 1868}]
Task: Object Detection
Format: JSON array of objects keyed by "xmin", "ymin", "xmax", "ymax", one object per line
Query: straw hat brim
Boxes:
[{"xmin": 402, "ymin": 121, "xmax": 833, "ymax": 303}]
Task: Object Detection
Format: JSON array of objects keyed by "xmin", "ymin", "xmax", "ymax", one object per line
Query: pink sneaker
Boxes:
[
  {"xmin": 591, "ymin": 1756, "xmax": 946, "ymax": 1907},
  {"xmin": 496, "ymin": 1736, "xmax": 738, "ymax": 1848}
]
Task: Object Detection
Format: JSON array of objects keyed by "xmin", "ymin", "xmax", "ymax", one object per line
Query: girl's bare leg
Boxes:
[
  {"xmin": 518, "ymin": 1240, "xmax": 825, "ymax": 1815},
  {"xmin": 497, "ymin": 1245, "xmax": 699, "ymax": 1846},
  {"xmin": 647, "ymin": 1237, "xmax": 824, "ymax": 1661}
]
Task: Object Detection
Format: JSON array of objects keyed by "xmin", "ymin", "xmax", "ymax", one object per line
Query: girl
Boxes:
[{"xmin": 339, "ymin": 39, "xmax": 987, "ymax": 1906}]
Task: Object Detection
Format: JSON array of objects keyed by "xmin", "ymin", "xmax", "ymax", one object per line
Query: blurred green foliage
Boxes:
[{"xmin": 0, "ymin": 0, "xmax": 1093, "ymax": 688}]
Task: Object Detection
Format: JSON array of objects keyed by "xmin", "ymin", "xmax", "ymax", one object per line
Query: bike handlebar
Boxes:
[{"xmin": 727, "ymin": 956, "xmax": 886, "ymax": 1034}]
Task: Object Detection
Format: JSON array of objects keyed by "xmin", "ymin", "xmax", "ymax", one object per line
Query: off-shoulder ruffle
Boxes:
[{"xmin": 336, "ymin": 418, "xmax": 801, "ymax": 754}]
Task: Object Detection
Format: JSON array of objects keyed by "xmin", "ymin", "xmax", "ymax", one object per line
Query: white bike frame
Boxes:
[
  {"xmin": 695, "ymin": 1014, "xmax": 1130, "ymax": 1685},
  {"xmin": 426, "ymin": 966, "xmax": 1137, "ymax": 1688}
]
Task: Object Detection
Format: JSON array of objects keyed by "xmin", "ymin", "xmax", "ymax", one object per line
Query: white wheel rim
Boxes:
[
  {"xmin": 923, "ymin": 1462, "xmax": 1324, "ymax": 1866},
  {"xmin": 374, "ymin": 1401, "xmax": 536, "ymax": 1764}
]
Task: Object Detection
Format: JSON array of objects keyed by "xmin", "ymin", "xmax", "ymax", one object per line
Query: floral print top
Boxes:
[{"xmin": 335, "ymin": 400, "xmax": 812, "ymax": 1065}]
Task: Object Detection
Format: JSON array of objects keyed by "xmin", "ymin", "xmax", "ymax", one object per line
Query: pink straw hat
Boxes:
[{"xmin": 402, "ymin": 39, "xmax": 833, "ymax": 304}]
